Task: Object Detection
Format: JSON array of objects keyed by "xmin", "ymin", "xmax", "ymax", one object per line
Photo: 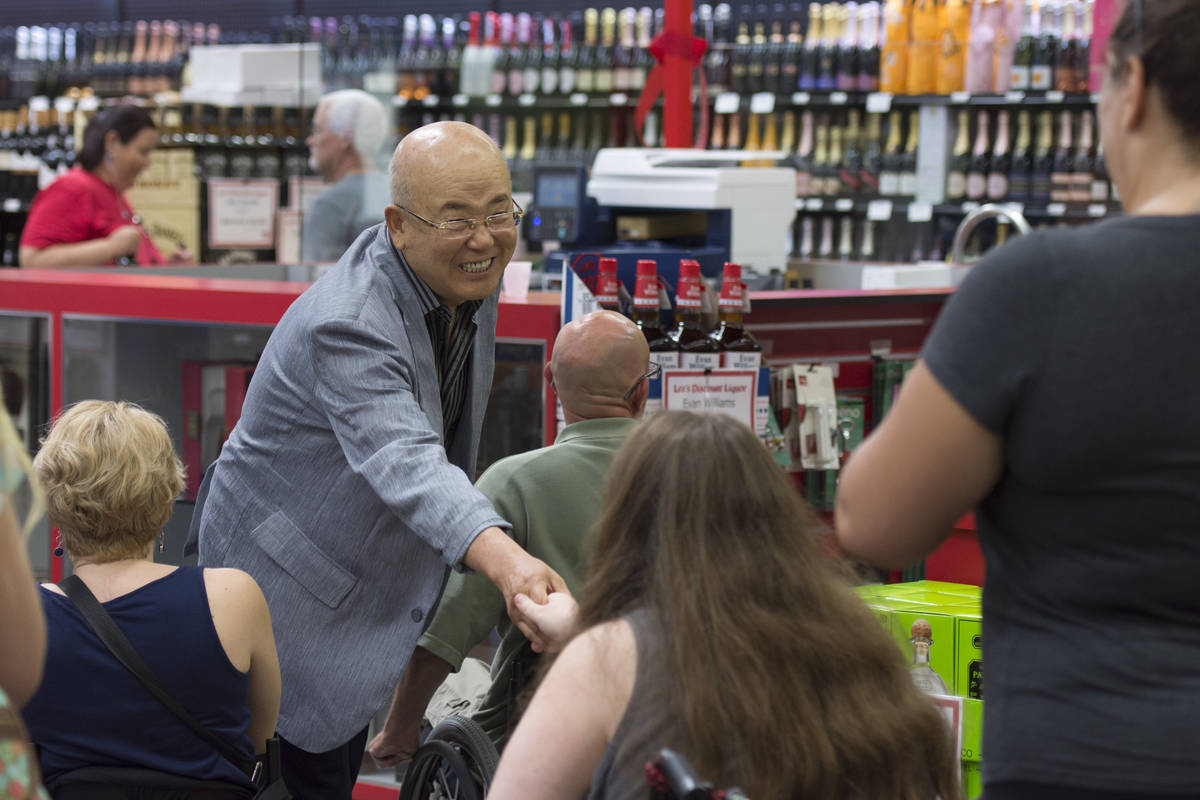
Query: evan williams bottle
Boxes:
[
  {"xmin": 713, "ymin": 262, "xmax": 762, "ymax": 370},
  {"xmin": 672, "ymin": 259, "xmax": 721, "ymax": 370},
  {"xmin": 633, "ymin": 259, "xmax": 681, "ymax": 369},
  {"xmin": 596, "ymin": 256, "xmax": 621, "ymax": 312}
]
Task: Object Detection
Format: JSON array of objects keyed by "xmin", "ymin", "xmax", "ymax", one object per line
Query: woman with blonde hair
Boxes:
[
  {"xmin": 490, "ymin": 411, "xmax": 960, "ymax": 800},
  {"xmin": 21, "ymin": 401, "xmax": 279, "ymax": 795}
]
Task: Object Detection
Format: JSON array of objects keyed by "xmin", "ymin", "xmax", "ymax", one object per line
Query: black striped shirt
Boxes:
[{"xmin": 397, "ymin": 251, "xmax": 481, "ymax": 441}]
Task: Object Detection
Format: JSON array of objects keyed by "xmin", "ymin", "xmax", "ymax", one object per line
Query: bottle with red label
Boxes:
[
  {"xmin": 632, "ymin": 259, "xmax": 680, "ymax": 368},
  {"xmin": 712, "ymin": 262, "xmax": 762, "ymax": 370},
  {"xmin": 596, "ymin": 256, "xmax": 621, "ymax": 313},
  {"xmin": 671, "ymin": 259, "xmax": 721, "ymax": 370}
]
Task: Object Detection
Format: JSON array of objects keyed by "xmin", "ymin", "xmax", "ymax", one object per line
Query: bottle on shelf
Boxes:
[
  {"xmin": 799, "ymin": 1, "xmax": 821, "ymax": 91},
  {"xmin": 1009, "ymin": 110, "xmax": 1033, "ymax": 203},
  {"xmin": 747, "ymin": 18, "xmax": 767, "ymax": 94},
  {"xmin": 880, "ymin": 0, "xmax": 908, "ymax": 94},
  {"xmin": 713, "ymin": 262, "xmax": 762, "ymax": 369},
  {"xmin": 1031, "ymin": 0, "xmax": 1057, "ymax": 91},
  {"xmin": 965, "ymin": 109, "xmax": 990, "ymax": 201},
  {"xmin": 798, "ymin": 215, "xmax": 815, "ymax": 260},
  {"xmin": 1071, "ymin": 109, "xmax": 1095, "ymax": 203},
  {"xmin": 836, "ymin": 1, "xmax": 860, "ymax": 92},
  {"xmin": 898, "ymin": 110, "xmax": 918, "ymax": 197},
  {"xmin": 779, "ymin": 107, "xmax": 796, "ymax": 152},
  {"xmin": 946, "ymin": 109, "xmax": 970, "ymax": 202},
  {"xmin": 936, "ymin": 0, "xmax": 970, "ymax": 94},
  {"xmin": 1076, "ymin": 0, "xmax": 1092, "ymax": 93},
  {"xmin": 673, "ymin": 259, "xmax": 721, "ymax": 369},
  {"xmin": 818, "ymin": 215, "xmax": 834, "ymax": 258},
  {"xmin": 794, "ymin": 110, "xmax": 814, "ymax": 196},
  {"xmin": 879, "ymin": 110, "xmax": 903, "ymax": 196},
  {"xmin": 859, "ymin": 112, "xmax": 882, "ymax": 195},
  {"xmin": 837, "ymin": 216, "xmax": 854, "ymax": 260},
  {"xmin": 860, "ymin": 218, "xmax": 877, "ymax": 260},
  {"xmin": 907, "ymin": 0, "xmax": 938, "ymax": 95},
  {"xmin": 1010, "ymin": 0, "xmax": 1035, "ymax": 91},
  {"xmin": 577, "ymin": 9, "xmax": 598, "ymax": 93},
  {"xmin": 1055, "ymin": 0, "xmax": 1078, "ymax": 93},
  {"xmin": 813, "ymin": 118, "xmax": 833, "ymax": 196},
  {"xmin": 908, "ymin": 619, "xmax": 949, "ymax": 695},
  {"xmin": 993, "ymin": 0, "xmax": 1018, "ymax": 93},
  {"xmin": 858, "ymin": 1, "xmax": 881, "ymax": 91},
  {"xmin": 817, "ymin": 3, "xmax": 838, "ymax": 91},
  {"xmin": 1031, "ymin": 110, "xmax": 1054, "ymax": 204},
  {"xmin": 613, "ymin": 7, "xmax": 634, "ymax": 92},
  {"xmin": 1092, "ymin": 143, "xmax": 1111, "ymax": 204},
  {"xmin": 633, "ymin": 7, "xmax": 652, "ymax": 92},
  {"xmin": 1050, "ymin": 109, "xmax": 1073, "ymax": 203},
  {"xmin": 596, "ymin": 256, "xmax": 621, "ymax": 312},
  {"xmin": 595, "ymin": 7, "xmax": 617, "ymax": 93},
  {"xmin": 540, "ymin": 17, "xmax": 560, "ymax": 95},
  {"xmin": 781, "ymin": 13, "xmax": 802, "ymax": 93},
  {"xmin": 988, "ymin": 110, "xmax": 1011, "ymax": 201},
  {"xmin": 559, "ymin": 17, "xmax": 577, "ymax": 94},
  {"xmin": 730, "ymin": 19, "xmax": 751, "ymax": 94},
  {"xmin": 710, "ymin": 111, "xmax": 727, "ymax": 150},
  {"xmin": 707, "ymin": 3, "xmax": 733, "ymax": 95},
  {"xmin": 633, "ymin": 259, "xmax": 681, "ymax": 368},
  {"xmin": 726, "ymin": 108, "xmax": 743, "ymax": 149},
  {"xmin": 840, "ymin": 109, "xmax": 863, "ymax": 196}
]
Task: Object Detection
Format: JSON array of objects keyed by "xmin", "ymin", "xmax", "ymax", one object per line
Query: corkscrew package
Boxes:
[{"xmin": 791, "ymin": 363, "xmax": 840, "ymax": 471}]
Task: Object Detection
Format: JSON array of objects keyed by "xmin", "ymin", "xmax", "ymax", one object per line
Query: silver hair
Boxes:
[{"xmin": 319, "ymin": 89, "xmax": 390, "ymax": 170}]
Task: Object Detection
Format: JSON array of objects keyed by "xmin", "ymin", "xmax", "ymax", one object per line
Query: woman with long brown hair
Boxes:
[{"xmin": 489, "ymin": 411, "xmax": 960, "ymax": 800}]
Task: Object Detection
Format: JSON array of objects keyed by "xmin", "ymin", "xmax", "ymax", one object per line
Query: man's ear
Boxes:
[
  {"xmin": 543, "ymin": 361, "xmax": 555, "ymax": 389},
  {"xmin": 384, "ymin": 205, "xmax": 406, "ymax": 251},
  {"xmin": 630, "ymin": 377, "xmax": 649, "ymax": 418}
]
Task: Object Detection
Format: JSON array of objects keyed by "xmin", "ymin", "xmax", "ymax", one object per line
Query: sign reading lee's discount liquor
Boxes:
[{"xmin": 662, "ymin": 369, "xmax": 758, "ymax": 429}]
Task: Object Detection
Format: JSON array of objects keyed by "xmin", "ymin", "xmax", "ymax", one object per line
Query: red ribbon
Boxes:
[{"xmin": 635, "ymin": 30, "xmax": 710, "ymax": 148}]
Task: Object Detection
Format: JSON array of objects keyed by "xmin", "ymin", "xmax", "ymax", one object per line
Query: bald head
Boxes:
[
  {"xmin": 549, "ymin": 311, "xmax": 651, "ymax": 423},
  {"xmin": 389, "ymin": 121, "xmax": 504, "ymax": 210}
]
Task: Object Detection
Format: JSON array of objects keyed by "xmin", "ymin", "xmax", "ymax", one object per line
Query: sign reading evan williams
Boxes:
[
  {"xmin": 662, "ymin": 369, "xmax": 757, "ymax": 429},
  {"xmin": 208, "ymin": 178, "xmax": 279, "ymax": 249}
]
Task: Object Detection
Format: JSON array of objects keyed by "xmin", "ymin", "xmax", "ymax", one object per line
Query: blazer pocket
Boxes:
[{"xmin": 251, "ymin": 510, "xmax": 358, "ymax": 610}]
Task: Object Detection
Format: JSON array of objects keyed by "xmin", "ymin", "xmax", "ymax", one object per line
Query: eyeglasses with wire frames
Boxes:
[
  {"xmin": 624, "ymin": 361, "xmax": 662, "ymax": 401},
  {"xmin": 396, "ymin": 200, "xmax": 525, "ymax": 239}
]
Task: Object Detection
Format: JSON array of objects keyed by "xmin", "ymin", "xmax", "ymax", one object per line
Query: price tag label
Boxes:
[
  {"xmin": 1045, "ymin": 90, "xmax": 1064, "ymax": 103},
  {"xmin": 867, "ymin": 199, "xmax": 893, "ymax": 221},
  {"xmin": 485, "ymin": 94, "xmax": 502, "ymax": 107},
  {"xmin": 77, "ymin": 96, "xmax": 101, "ymax": 112},
  {"xmin": 907, "ymin": 201, "xmax": 933, "ymax": 222},
  {"xmin": 950, "ymin": 91, "xmax": 971, "ymax": 104},
  {"xmin": 1004, "ymin": 90, "xmax": 1026, "ymax": 103},
  {"xmin": 452, "ymin": 94, "xmax": 469, "ymax": 107},
  {"xmin": 610, "ymin": 93, "xmax": 629, "ymax": 106},
  {"xmin": 422, "ymin": 94, "xmax": 440, "ymax": 107},
  {"xmin": 28, "ymin": 96, "xmax": 51, "ymax": 112},
  {"xmin": 1046, "ymin": 202, "xmax": 1067, "ymax": 216},
  {"xmin": 750, "ymin": 92, "xmax": 775, "ymax": 114},
  {"xmin": 569, "ymin": 92, "xmax": 588, "ymax": 106},
  {"xmin": 518, "ymin": 93, "xmax": 537, "ymax": 106},
  {"xmin": 830, "ymin": 91, "xmax": 848, "ymax": 105},
  {"xmin": 835, "ymin": 198, "xmax": 854, "ymax": 212},
  {"xmin": 961, "ymin": 201, "xmax": 981, "ymax": 214},
  {"xmin": 2, "ymin": 198, "xmax": 21, "ymax": 213},
  {"xmin": 1087, "ymin": 203, "xmax": 1108, "ymax": 217},
  {"xmin": 791, "ymin": 92, "xmax": 811, "ymax": 106},
  {"xmin": 715, "ymin": 92, "xmax": 740, "ymax": 114},
  {"xmin": 866, "ymin": 92, "xmax": 893, "ymax": 113},
  {"xmin": 804, "ymin": 198, "xmax": 824, "ymax": 211}
]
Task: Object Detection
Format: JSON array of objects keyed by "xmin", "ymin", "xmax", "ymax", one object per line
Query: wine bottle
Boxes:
[
  {"xmin": 595, "ymin": 8, "xmax": 616, "ymax": 93},
  {"xmin": 840, "ymin": 109, "xmax": 863, "ymax": 195},
  {"xmin": 799, "ymin": 2, "xmax": 821, "ymax": 91},
  {"xmin": 858, "ymin": 1, "xmax": 881, "ymax": 91},
  {"xmin": 946, "ymin": 109, "xmax": 970, "ymax": 202},
  {"xmin": 1050, "ymin": 109, "xmax": 1073, "ymax": 203},
  {"xmin": 612, "ymin": 8, "xmax": 634, "ymax": 91},
  {"xmin": 817, "ymin": 3, "xmax": 838, "ymax": 91},
  {"xmin": 633, "ymin": 7, "xmax": 652, "ymax": 92},
  {"xmin": 987, "ymin": 110, "xmax": 1011, "ymax": 201},
  {"xmin": 1009, "ymin": 110, "xmax": 1033, "ymax": 203},
  {"xmin": 730, "ymin": 20, "xmax": 751, "ymax": 94},
  {"xmin": 795, "ymin": 110, "xmax": 814, "ymax": 196},
  {"xmin": 798, "ymin": 215, "xmax": 815, "ymax": 260},
  {"xmin": 577, "ymin": 10, "xmax": 598, "ymax": 93},
  {"xmin": 1071, "ymin": 109, "xmax": 1095, "ymax": 203},
  {"xmin": 1055, "ymin": 0, "xmax": 1078, "ymax": 93},
  {"xmin": 540, "ymin": 17, "xmax": 559, "ymax": 95},
  {"xmin": 965, "ymin": 110, "xmax": 990, "ymax": 201},
  {"xmin": 1030, "ymin": 110, "xmax": 1054, "ymax": 204},
  {"xmin": 1010, "ymin": 0, "xmax": 1035, "ymax": 91},
  {"xmin": 811, "ymin": 119, "xmax": 830, "ymax": 196},
  {"xmin": 879, "ymin": 110, "xmax": 903, "ymax": 196},
  {"xmin": 898, "ymin": 110, "xmax": 918, "ymax": 197},
  {"xmin": 707, "ymin": 3, "xmax": 733, "ymax": 96},
  {"xmin": 559, "ymin": 17, "xmax": 578, "ymax": 94},
  {"xmin": 1075, "ymin": 0, "xmax": 1092, "ymax": 93},
  {"xmin": 764, "ymin": 13, "xmax": 785, "ymax": 94},
  {"xmin": 859, "ymin": 112, "xmax": 882, "ymax": 196},
  {"xmin": 1031, "ymin": 0, "xmax": 1057, "ymax": 91},
  {"xmin": 747, "ymin": 18, "xmax": 767, "ymax": 94}
]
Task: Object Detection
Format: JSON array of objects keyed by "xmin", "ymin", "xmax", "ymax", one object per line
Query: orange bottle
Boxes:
[
  {"xmin": 880, "ymin": 0, "xmax": 911, "ymax": 94},
  {"xmin": 936, "ymin": 0, "xmax": 971, "ymax": 93},
  {"xmin": 907, "ymin": 0, "xmax": 940, "ymax": 95}
]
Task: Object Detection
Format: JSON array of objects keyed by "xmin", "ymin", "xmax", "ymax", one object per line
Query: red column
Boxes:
[{"xmin": 662, "ymin": 0, "xmax": 694, "ymax": 147}]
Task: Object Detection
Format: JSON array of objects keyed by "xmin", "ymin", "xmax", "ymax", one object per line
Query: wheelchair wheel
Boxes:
[{"xmin": 397, "ymin": 716, "xmax": 499, "ymax": 800}]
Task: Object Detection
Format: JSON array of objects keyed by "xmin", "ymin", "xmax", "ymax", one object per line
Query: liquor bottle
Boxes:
[
  {"xmin": 595, "ymin": 8, "xmax": 617, "ymax": 93},
  {"xmin": 799, "ymin": 2, "xmax": 821, "ymax": 91},
  {"xmin": 1031, "ymin": 110, "xmax": 1054, "ymax": 203},
  {"xmin": 898, "ymin": 110, "xmax": 919, "ymax": 197},
  {"xmin": 779, "ymin": 108, "xmax": 796, "ymax": 153},
  {"xmin": 818, "ymin": 215, "xmax": 835, "ymax": 258},
  {"xmin": 908, "ymin": 620, "xmax": 949, "ymax": 695},
  {"xmin": 858, "ymin": 1, "xmax": 881, "ymax": 91},
  {"xmin": 837, "ymin": 1, "xmax": 860, "ymax": 92},
  {"xmin": 965, "ymin": 110, "xmax": 990, "ymax": 201},
  {"xmin": 812, "ymin": 121, "xmax": 831, "ymax": 196},
  {"xmin": 1031, "ymin": 0, "xmax": 1057, "ymax": 91},
  {"xmin": 1050, "ymin": 109, "xmax": 1073, "ymax": 203},
  {"xmin": 707, "ymin": 3, "xmax": 733, "ymax": 95},
  {"xmin": 490, "ymin": 14, "xmax": 511, "ymax": 94},
  {"xmin": 1092, "ymin": 143, "xmax": 1110, "ymax": 204},
  {"xmin": 879, "ymin": 110, "xmax": 903, "ymax": 196},
  {"xmin": 1009, "ymin": 110, "xmax": 1033, "ymax": 203},
  {"xmin": 937, "ymin": 0, "xmax": 970, "ymax": 94},
  {"xmin": 414, "ymin": 15, "xmax": 438, "ymax": 100},
  {"xmin": 988, "ymin": 111, "xmax": 1011, "ymax": 201},
  {"xmin": 798, "ymin": 215, "xmax": 815, "ymax": 260},
  {"xmin": 510, "ymin": 13, "xmax": 531, "ymax": 95},
  {"xmin": 946, "ymin": 110, "xmax": 970, "ymax": 202},
  {"xmin": 1055, "ymin": 0, "xmax": 1078, "ymax": 93},
  {"xmin": 1010, "ymin": 0, "xmax": 1035, "ymax": 91},
  {"xmin": 710, "ymin": 113, "xmax": 727, "ymax": 150},
  {"xmin": 880, "ymin": 0, "xmax": 909, "ymax": 94},
  {"xmin": 559, "ymin": 18, "xmax": 578, "ymax": 94},
  {"xmin": 859, "ymin": 112, "xmax": 882, "ymax": 195},
  {"xmin": 1071, "ymin": 110, "xmax": 1095, "ymax": 203},
  {"xmin": 860, "ymin": 218, "xmax": 877, "ymax": 259},
  {"xmin": 633, "ymin": 259, "xmax": 682, "ymax": 368},
  {"xmin": 730, "ymin": 20, "xmax": 751, "ymax": 94},
  {"xmin": 578, "ymin": 10, "xmax": 598, "ymax": 93},
  {"xmin": 440, "ymin": 17, "xmax": 461, "ymax": 97},
  {"xmin": 713, "ymin": 262, "xmax": 762, "ymax": 369},
  {"xmin": 762, "ymin": 109, "xmax": 779, "ymax": 152},
  {"xmin": 539, "ymin": 17, "xmax": 559, "ymax": 95},
  {"xmin": 907, "ymin": 0, "xmax": 938, "ymax": 95},
  {"xmin": 817, "ymin": 3, "xmax": 839, "ymax": 91},
  {"xmin": 613, "ymin": 8, "xmax": 634, "ymax": 91},
  {"xmin": 1075, "ymin": 0, "xmax": 1092, "ymax": 93},
  {"xmin": 570, "ymin": 108, "xmax": 589, "ymax": 160},
  {"xmin": 840, "ymin": 110, "xmax": 863, "ymax": 196},
  {"xmin": 795, "ymin": 110, "xmax": 814, "ymax": 196},
  {"xmin": 745, "ymin": 112, "xmax": 762, "ymax": 152},
  {"xmin": 765, "ymin": 14, "xmax": 786, "ymax": 94},
  {"xmin": 828, "ymin": 120, "xmax": 846, "ymax": 195},
  {"xmin": 673, "ymin": 259, "xmax": 722, "ymax": 369},
  {"xmin": 633, "ymin": 7, "xmax": 652, "ymax": 91},
  {"xmin": 747, "ymin": 19, "xmax": 767, "ymax": 94},
  {"xmin": 596, "ymin": 256, "xmax": 622, "ymax": 312},
  {"xmin": 523, "ymin": 14, "xmax": 543, "ymax": 94},
  {"xmin": 838, "ymin": 217, "xmax": 854, "ymax": 260},
  {"xmin": 993, "ymin": 0, "xmax": 1019, "ymax": 93}
]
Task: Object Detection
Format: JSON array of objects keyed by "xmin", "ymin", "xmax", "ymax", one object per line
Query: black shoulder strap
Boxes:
[{"xmin": 59, "ymin": 574, "xmax": 257, "ymax": 778}]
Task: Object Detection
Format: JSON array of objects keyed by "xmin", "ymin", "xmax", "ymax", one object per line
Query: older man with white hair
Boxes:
[{"xmin": 301, "ymin": 89, "xmax": 392, "ymax": 262}]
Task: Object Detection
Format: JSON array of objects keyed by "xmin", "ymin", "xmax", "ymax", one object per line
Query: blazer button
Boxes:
[{"xmin": 411, "ymin": 608, "xmax": 424, "ymax": 623}]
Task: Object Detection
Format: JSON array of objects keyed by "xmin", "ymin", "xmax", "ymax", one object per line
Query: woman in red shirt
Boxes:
[{"xmin": 19, "ymin": 105, "xmax": 191, "ymax": 269}]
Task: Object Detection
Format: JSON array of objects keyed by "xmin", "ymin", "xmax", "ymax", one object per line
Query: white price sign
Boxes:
[
  {"xmin": 1046, "ymin": 202, "xmax": 1067, "ymax": 217},
  {"xmin": 422, "ymin": 94, "xmax": 440, "ymax": 107},
  {"xmin": 714, "ymin": 92, "xmax": 740, "ymax": 114},
  {"xmin": 208, "ymin": 178, "xmax": 279, "ymax": 249},
  {"xmin": 569, "ymin": 93, "xmax": 588, "ymax": 106},
  {"xmin": 829, "ymin": 91, "xmax": 848, "ymax": 105},
  {"xmin": 835, "ymin": 198, "xmax": 854, "ymax": 212},
  {"xmin": 452, "ymin": 94, "xmax": 469, "ymax": 107},
  {"xmin": 805, "ymin": 198, "xmax": 824, "ymax": 211},
  {"xmin": 485, "ymin": 94, "xmax": 502, "ymax": 107},
  {"xmin": 907, "ymin": 201, "xmax": 933, "ymax": 222},
  {"xmin": 518, "ymin": 93, "xmax": 537, "ymax": 106},
  {"xmin": 609, "ymin": 93, "xmax": 629, "ymax": 106},
  {"xmin": 866, "ymin": 92, "xmax": 893, "ymax": 113},
  {"xmin": 867, "ymin": 199, "xmax": 893, "ymax": 221},
  {"xmin": 791, "ymin": 92, "xmax": 811, "ymax": 105},
  {"xmin": 662, "ymin": 369, "xmax": 758, "ymax": 429},
  {"xmin": 750, "ymin": 92, "xmax": 775, "ymax": 114}
]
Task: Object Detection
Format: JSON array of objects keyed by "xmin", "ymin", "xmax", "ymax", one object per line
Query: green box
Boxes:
[
  {"xmin": 951, "ymin": 606, "xmax": 983, "ymax": 701},
  {"xmin": 961, "ymin": 697, "xmax": 983, "ymax": 763},
  {"xmin": 913, "ymin": 580, "xmax": 982, "ymax": 599},
  {"xmin": 889, "ymin": 607, "xmax": 956, "ymax": 694},
  {"xmin": 962, "ymin": 761, "xmax": 983, "ymax": 799},
  {"xmin": 836, "ymin": 395, "xmax": 866, "ymax": 452}
]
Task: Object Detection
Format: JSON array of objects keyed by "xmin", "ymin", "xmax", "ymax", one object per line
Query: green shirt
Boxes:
[{"xmin": 418, "ymin": 416, "xmax": 639, "ymax": 750}]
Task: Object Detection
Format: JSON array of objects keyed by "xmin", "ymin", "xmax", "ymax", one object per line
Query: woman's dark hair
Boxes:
[
  {"xmin": 1109, "ymin": 0, "xmax": 1200, "ymax": 142},
  {"xmin": 77, "ymin": 105, "xmax": 156, "ymax": 171}
]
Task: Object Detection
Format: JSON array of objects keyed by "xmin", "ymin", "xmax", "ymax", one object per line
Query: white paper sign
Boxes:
[
  {"xmin": 276, "ymin": 209, "xmax": 303, "ymax": 264},
  {"xmin": 208, "ymin": 178, "xmax": 279, "ymax": 249},
  {"xmin": 662, "ymin": 369, "xmax": 757, "ymax": 429}
]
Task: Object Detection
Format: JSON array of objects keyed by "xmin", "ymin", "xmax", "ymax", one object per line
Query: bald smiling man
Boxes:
[
  {"xmin": 367, "ymin": 310, "xmax": 652, "ymax": 765},
  {"xmin": 188, "ymin": 122, "xmax": 563, "ymax": 799}
]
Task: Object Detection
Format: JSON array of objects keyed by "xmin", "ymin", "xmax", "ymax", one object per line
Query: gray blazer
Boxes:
[{"xmin": 189, "ymin": 224, "xmax": 506, "ymax": 751}]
